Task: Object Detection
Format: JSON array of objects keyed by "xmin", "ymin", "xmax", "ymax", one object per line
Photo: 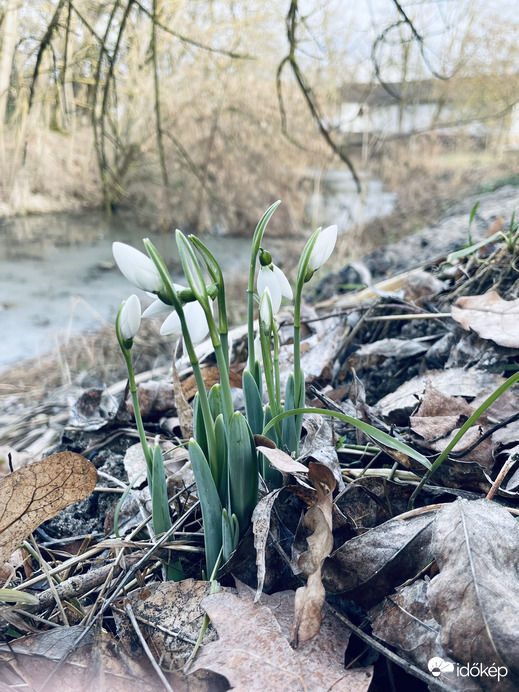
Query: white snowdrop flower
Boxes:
[
  {"xmin": 160, "ymin": 300, "xmax": 210, "ymax": 346},
  {"xmin": 119, "ymin": 294, "xmax": 141, "ymax": 340},
  {"xmin": 113, "ymin": 242, "xmax": 164, "ymax": 293},
  {"xmin": 308, "ymin": 224, "xmax": 338, "ymax": 271},
  {"xmin": 259, "ymin": 286, "xmax": 273, "ymax": 330},
  {"xmin": 257, "ymin": 264, "xmax": 292, "ymax": 315}
]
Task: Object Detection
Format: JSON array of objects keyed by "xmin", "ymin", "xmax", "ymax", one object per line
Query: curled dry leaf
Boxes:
[
  {"xmin": 451, "ymin": 290, "xmax": 519, "ymax": 348},
  {"xmin": 428, "ymin": 498, "xmax": 519, "ymax": 691},
  {"xmin": 190, "ymin": 584, "xmax": 373, "ymax": 692},
  {"xmin": 0, "ymin": 452, "xmax": 97, "ymax": 565},
  {"xmin": 292, "ymin": 462, "xmax": 336, "ymax": 645},
  {"xmin": 322, "ymin": 510, "xmax": 436, "ymax": 608},
  {"xmin": 252, "ymin": 486, "xmax": 285, "ymax": 602}
]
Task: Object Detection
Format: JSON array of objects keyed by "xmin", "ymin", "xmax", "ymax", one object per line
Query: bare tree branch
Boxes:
[{"xmin": 278, "ymin": 0, "xmax": 361, "ymax": 192}]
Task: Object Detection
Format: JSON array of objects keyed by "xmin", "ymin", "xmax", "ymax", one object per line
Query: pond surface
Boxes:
[
  {"xmin": 0, "ymin": 171, "xmax": 396, "ymax": 370},
  {"xmin": 0, "ymin": 212, "xmax": 254, "ymax": 369}
]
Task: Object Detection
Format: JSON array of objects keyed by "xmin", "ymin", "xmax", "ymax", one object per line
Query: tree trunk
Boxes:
[{"xmin": 0, "ymin": 0, "xmax": 18, "ymax": 128}]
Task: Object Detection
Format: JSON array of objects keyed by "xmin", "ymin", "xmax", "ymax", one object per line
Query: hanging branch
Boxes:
[
  {"xmin": 277, "ymin": 0, "xmax": 361, "ymax": 192},
  {"xmin": 26, "ymin": 0, "xmax": 67, "ymax": 117}
]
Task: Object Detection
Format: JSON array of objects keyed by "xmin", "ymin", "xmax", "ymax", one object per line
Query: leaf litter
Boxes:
[{"xmin": 3, "ymin": 213, "xmax": 519, "ymax": 689}]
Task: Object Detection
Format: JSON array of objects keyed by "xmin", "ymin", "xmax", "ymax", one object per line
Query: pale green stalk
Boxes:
[
  {"xmin": 143, "ymin": 238, "xmax": 217, "ymax": 467},
  {"xmin": 247, "ymin": 201, "xmax": 281, "ymax": 377}
]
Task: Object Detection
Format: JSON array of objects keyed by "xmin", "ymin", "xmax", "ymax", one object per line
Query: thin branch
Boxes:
[
  {"xmin": 278, "ymin": 0, "xmax": 361, "ymax": 192},
  {"xmin": 133, "ymin": 0, "xmax": 252, "ymax": 60}
]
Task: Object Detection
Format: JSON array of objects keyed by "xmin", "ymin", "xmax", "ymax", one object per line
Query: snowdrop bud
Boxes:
[
  {"xmin": 259, "ymin": 287, "xmax": 273, "ymax": 330},
  {"xmin": 119, "ymin": 294, "xmax": 141, "ymax": 341},
  {"xmin": 307, "ymin": 225, "xmax": 338, "ymax": 272},
  {"xmin": 113, "ymin": 242, "xmax": 164, "ymax": 293}
]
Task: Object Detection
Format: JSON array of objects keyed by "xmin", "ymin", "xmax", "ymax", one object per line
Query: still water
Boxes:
[
  {"xmin": 0, "ymin": 172, "xmax": 396, "ymax": 369},
  {"xmin": 0, "ymin": 211, "xmax": 254, "ymax": 369}
]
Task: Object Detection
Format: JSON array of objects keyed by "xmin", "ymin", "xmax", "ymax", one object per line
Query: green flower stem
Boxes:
[
  {"xmin": 260, "ymin": 327, "xmax": 282, "ymax": 441},
  {"xmin": 247, "ymin": 200, "xmax": 281, "ymax": 376},
  {"xmin": 122, "ymin": 347, "xmax": 153, "ymax": 471},
  {"xmin": 292, "ymin": 280, "xmax": 304, "ymax": 412},
  {"xmin": 273, "ymin": 322, "xmax": 281, "ymax": 411},
  {"xmin": 144, "ymin": 239, "xmax": 217, "ymax": 467}
]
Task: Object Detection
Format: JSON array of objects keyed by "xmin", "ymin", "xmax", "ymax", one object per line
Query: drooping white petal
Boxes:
[
  {"xmin": 113, "ymin": 242, "xmax": 164, "ymax": 293},
  {"xmin": 185, "ymin": 301, "xmax": 211, "ymax": 345},
  {"xmin": 142, "ymin": 298, "xmax": 171, "ymax": 318},
  {"xmin": 307, "ymin": 225, "xmax": 338, "ymax": 271},
  {"xmin": 160, "ymin": 309, "xmax": 182, "ymax": 338},
  {"xmin": 272, "ymin": 264, "xmax": 293, "ymax": 300},
  {"xmin": 159, "ymin": 300, "xmax": 211, "ymax": 346},
  {"xmin": 257, "ymin": 266, "xmax": 281, "ymax": 315},
  {"xmin": 259, "ymin": 287, "xmax": 273, "ymax": 329},
  {"xmin": 119, "ymin": 294, "xmax": 141, "ymax": 340}
]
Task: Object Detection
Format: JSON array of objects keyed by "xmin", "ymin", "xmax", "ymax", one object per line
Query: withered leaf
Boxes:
[
  {"xmin": 428, "ymin": 499, "xmax": 519, "ymax": 691},
  {"xmin": 368, "ymin": 581, "xmax": 466, "ymax": 689},
  {"xmin": 190, "ymin": 585, "xmax": 373, "ymax": 692},
  {"xmin": 322, "ymin": 510, "xmax": 436, "ymax": 608},
  {"xmin": 377, "ymin": 368, "xmax": 504, "ymax": 425},
  {"xmin": 293, "ymin": 462, "xmax": 336, "ymax": 644},
  {"xmin": 0, "ymin": 452, "xmax": 97, "ymax": 565},
  {"xmin": 252, "ymin": 486, "xmax": 285, "ymax": 602},
  {"xmin": 114, "ymin": 579, "xmax": 218, "ymax": 672},
  {"xmin": 0, "ymin": 624, "xmax": 157, "ymax": 692},
  {"xmin": 256, "ymin": 446, "xmax": 308, "ymax": 475},
  {"xmin": 452, "ymin": 290, "xmax": 519, "ymax": 348}
]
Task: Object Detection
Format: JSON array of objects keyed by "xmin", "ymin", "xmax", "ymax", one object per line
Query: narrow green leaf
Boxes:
[
  {"xmin": 243, "ymin": 369, "xmax": 264, "ymax": 435},
  {"xmin": 189, "ymin": 439, "xmax": 223, "ymax": 577},
  {"xmin": 151, "ymin": 443, "xmax": 172, "ymax": 536},
  {"xmin": 0, "ymin": 589, "xmax": 39, "ymax": 606},
  {"xmin": 251, "ymin": 200, "xmax": 282, "ymax": 260},
  {"xmin": 214, "ymin": 413, "xmax": 228, "ymax": 502},
  {"xmin": 193, "ymin": 393, "xmax": 209, "ymax": 460},
  {"xmin": 209, "ymin": 383, "xmax": 224, "ymax": 421},
  {"xmin": 281, "ymin": 372, "xmax": 297, "ymax": 454},
  {"xmin": 228, "ymin": 412, "xmax": 258, "ymax": 535},
  {"xmin": 263, "ymin": 407, "xmax": 432, "ymax": 470},
  {"xmin": 176, "ymin": 229, "xmax": 209, "ymax": 308}
]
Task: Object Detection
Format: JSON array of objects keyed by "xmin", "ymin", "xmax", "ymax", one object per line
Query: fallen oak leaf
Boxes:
[
  {"xmin": 189, "ymin": 585, "xmax": 373, "ymax": 692},
  {"xmin": 451, "ymin": 289, "xmax": 519, "ymax": 348},
  {"xmin": 0, "ymin": 452, "xmax": 97, "ymax": 565},
  {"xmin": 428, "ymin": 498, "xmax": 519, "ymax": 691},
  {"xmin": 0, "ymin": 624, "xmax": 157, "ymax": 692},
  {"xmin": 322, "ymin": 508, "xmax": 436, "ymax": 609}
]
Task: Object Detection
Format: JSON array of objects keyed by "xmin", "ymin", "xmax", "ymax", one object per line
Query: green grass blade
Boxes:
[{"xmin": 263, "ymin": 407, "xmax": 432, "ymax": 470}]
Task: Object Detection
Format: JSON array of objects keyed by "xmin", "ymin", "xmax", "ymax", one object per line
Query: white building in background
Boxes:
[{"xmin": 336, "ymin": 79, "xmax": 518, "ymax": 146}]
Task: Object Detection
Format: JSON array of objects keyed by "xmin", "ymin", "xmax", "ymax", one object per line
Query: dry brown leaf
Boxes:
[
  {"xmin": 251, "ymin": 486, "xmax": 285, "ymax": 602},
  {"xmin": 428, "ymin": 499, "xmax": 519, "ymax": 691},
  {"xmin": 292, "ymin": 462, "xmax": 336, "ymax": 645},
  {"xmin": 322, "ymin": 510, "xmax": 436, "ymax": 608},
  {"xmin": 114, "ymin": 579, "xmax": 219, "ymax": 673},
  {"xmin": 0, "ymin": 452, "xmax": 97, "ymax": 565},
  {"xmin": 452, "ymin": 290, "xmax": 519, "ymax": 348},
  {"xmin": 255, "ymin": 445, "xmax": 308, "ymax": 475},
  {"xmin": 189, "ymin": 585, "xmax": 373, "ymax": 692},
  {"xmin": 182, "ymin": 367, "xmax": 243, "ymax": 401},
  {"xmin": 0, "ymin": 624, "xmax": 157, "ymax": 692}
]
